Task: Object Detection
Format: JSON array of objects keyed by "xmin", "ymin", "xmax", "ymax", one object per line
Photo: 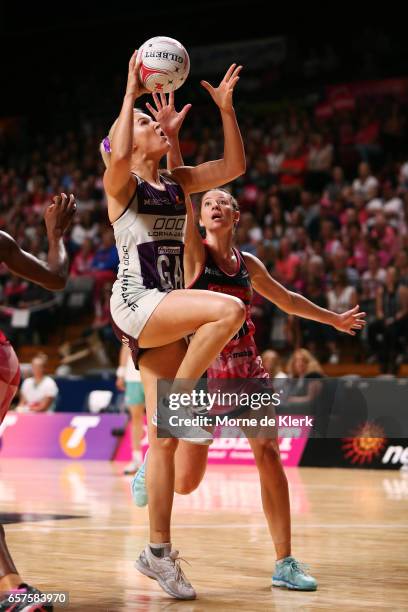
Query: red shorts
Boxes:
[{"xmin": 0, "ymin": 338, "xmax": 21, "ymax": 424}]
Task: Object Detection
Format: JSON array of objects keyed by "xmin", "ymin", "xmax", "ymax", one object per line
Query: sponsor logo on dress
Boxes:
[
  {"xmin": 148, "ymin": 217, "xmax": 185, "ymax": 238},
  {"xmin": 158, "ymin": 246, "xmax": 181, "ymax": 255},
  {"xmin": 144, "ymin": 197, "xmax": 170, "ymax": 206},
  {"xmin": 228, "ymin": 349, "xmax": 254, "ymax": 360}
]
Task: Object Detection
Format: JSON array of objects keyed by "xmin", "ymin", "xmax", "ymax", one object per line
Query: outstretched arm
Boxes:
[
  {"xmin": 243, "ymin": 252, "xmax": 366, "ymax": 335},
  {"xmin": 0, "ymin": 194, "xmax": 76, "ymax": 291},
  {"xmin": 147, "ymin": 92, "xmax": 205, "ymax": 284},
  {"xmin": 171, "ymin": 64, "xmax": 246, "ymax": 193},
  {"xmin": 103, "ymin": 51, "xmax": 148, "ymax": 213}
]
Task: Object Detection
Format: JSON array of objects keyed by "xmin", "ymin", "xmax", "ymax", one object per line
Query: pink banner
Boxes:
[
  {"xmin": 114, "ymin": 418, "xmax": 308, "ymax": 467},
  {"xmin": 326, "ymin": 78, "xmax": 408, "ymax": 102},
  {"xmin": 0, "ymin": 413, "xmax": 127, "ymax": 460}
]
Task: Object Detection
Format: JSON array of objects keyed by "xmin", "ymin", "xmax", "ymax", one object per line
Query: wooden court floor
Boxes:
[{"xmin": 0, "ymin": 459, "xmax": 407, "ymax": 611}]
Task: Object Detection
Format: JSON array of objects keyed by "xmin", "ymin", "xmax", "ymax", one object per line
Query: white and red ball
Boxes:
[{"xmin": 137, "ymin": 36, "xmax": 190, "ymax": 94}]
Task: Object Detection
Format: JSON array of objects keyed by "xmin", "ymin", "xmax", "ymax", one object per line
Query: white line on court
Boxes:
[{"xmin": 4, "ymin": 523, "xmax": 408, "ymax": 532}]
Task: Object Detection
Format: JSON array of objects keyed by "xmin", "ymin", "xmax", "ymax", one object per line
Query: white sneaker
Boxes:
[
  {"xmin": 135, "ymin": 545, "xmax": 196, "ymax": 600},
  {"xmin": 329, "ymin": 353, "xmax": 339, "ymax": 364},
  {"xmin": 123, "ymin": 460, "xmax": 140, "ymax": 475},
  {"xmin": 155, "ymin": 398, "xmax": 213, "ymax": 446}
]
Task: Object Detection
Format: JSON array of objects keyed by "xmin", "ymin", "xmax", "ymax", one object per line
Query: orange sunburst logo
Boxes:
[{"xmin": 341, "ymin": 422, "xmax": 387, "ymax": 465}]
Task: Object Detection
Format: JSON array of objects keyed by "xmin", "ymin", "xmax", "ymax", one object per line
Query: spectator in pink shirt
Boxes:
[
  {"xmin": 369, "ymin": 212, "xmax": 399, "ymax": 267},
  {"xmin": 275, "ymin": 237, "xmax": 301, "ymax": 287},
  {"xmin": 342, "ymin": 222, "xmax": 368, "ymax": 273},
  {"xmin": 355, "ymin": 114, "xmax": 381, "ymax": 163},
  {"xmin": 321, "ymin": 219, "xmax": 341, "ymax": 257}
]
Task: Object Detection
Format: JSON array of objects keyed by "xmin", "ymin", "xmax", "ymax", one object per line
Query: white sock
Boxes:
[{"xmin": 132, "ymin": 449, "xmax": 142, "ymax": 464}]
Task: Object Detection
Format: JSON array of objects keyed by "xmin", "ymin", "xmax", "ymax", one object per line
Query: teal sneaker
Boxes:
[
  {"xmin": 272, "ymin": 556, "xmax": 317, "ymax": 591},
  {"xmin": 131, "ymin": 451, "xmax": 148, "ymax": 507}
]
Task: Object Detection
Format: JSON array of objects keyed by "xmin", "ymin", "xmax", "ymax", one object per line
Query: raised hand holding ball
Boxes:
[{"xmin": 136, "ymin": 36, "xmax": 190, "ymax": 94}]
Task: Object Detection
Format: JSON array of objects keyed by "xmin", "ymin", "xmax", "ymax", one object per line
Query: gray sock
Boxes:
[{"xmin": 149, "ymin": 542, "xmax": 171, "ymax": 558}]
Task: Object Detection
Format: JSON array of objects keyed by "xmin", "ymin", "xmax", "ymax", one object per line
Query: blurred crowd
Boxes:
[{"xmin": 1, "ymin": 85, "xmax": 408, "ymax": 372}]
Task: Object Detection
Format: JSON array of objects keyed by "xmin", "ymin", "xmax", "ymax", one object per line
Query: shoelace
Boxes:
[
  {"xmin": 288, "ymin": 559, "xmax": 310, "ymax": 575},
  {"xmin": 163, "ymin": 550, "xmax": 191, "ymax": 585}
]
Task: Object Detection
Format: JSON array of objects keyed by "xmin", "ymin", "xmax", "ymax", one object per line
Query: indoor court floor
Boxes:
[{"xmin": 0, "ymin": 459, "xmax": 407, "ymax": 611}]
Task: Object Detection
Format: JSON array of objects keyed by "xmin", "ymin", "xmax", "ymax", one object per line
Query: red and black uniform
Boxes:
[
  {"xmin": 189, "ymin": 244, "xmax": 268, "ymax": 380},
  {"xmin": 0, "ymin": 329, "xmax": 21, "ymax": 423}
]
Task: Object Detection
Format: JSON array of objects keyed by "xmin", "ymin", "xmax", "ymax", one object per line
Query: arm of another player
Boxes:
[
  {"xmin": 0, "ymin": 194, "xmax": 75, "ymax": 291},
  {"xmin": 242, "ymin": 252, "xmax": 366, "ymax": 335},
  {"xmin": 146, "ymin": 92, "xmax": 205, "ymax": 283},
  {"xmin": 172, "ymin": 64, "xmax": 246, "ymax": 193},
  {"xmin": 116, "ymin": 344, "xmax": 131, "ymax": 391}
]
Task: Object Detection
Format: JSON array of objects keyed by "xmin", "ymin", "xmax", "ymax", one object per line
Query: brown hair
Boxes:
[
  {"xmin": 286, "ymin": 348, "xmax": 324, "ymax": 377},
  {"xmin": 32, "ymin": 352, "xmax": 48, "ymax": 366}
]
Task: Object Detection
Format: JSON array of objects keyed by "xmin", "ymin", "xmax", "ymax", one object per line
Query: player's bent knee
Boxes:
[
  {"xmin": 224, "ymin": 297, "xmax": 246, "ymax": 328},
  {"xmin": 175, "ymin": 476, "xmax": 201, "ymax": 495},
  {"xmin": 149, "ymin": 436, "xmax": 179, "ymax": 453},
  {"xmin": 252, "ymin": 438, "xmax": 281, "ymax": 463}
]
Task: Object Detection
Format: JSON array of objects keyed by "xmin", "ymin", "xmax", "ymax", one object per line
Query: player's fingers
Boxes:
[
  {"xmin": 145, "ymin": 102, "xmax": 157, "ymax": 117},
  {"xmin": 56, "ymin": 193, "xmax": 67, "ymax": 207},
  {"xmin": 60, "ymin": 193, "xmax": 69, "ymax": 212},
  {"xmin": 152, "ymin": 93, "xmax": 161, "ymax": 110},
  {"xmin": 200, "ymin": 80, "xmax": 213, "ymax": 94},
  {"xmin": 67, "ymin": 194, "xmax": 76, "ymax": 214},
  {"xmin": 129, "ymin": 50, "xmax": 138, "ymax": 69},
  {"xmin": 160, "ymin": 92, "xmax": 167, "ymax": 108},
  {"xmin": 180, "ymin": 103, "xmax": 192, "ymax": 119},
  {"xmin": 52, "ymin": 195, "xmax": 61, "ymax": 206},
  {"xmin": 223, "ymin": 63, "xmax": 237, "ymax": 82},
  {"xmin": 231, "ymin": 65, "xmax": 243, "ymax": 79},
  {"xmin": 229, "ymin": 76, "xmax": 240, "ymax": 89},
  {"xmin": 169, "ymin": 91, "xmax": 174, "ymax": 107}
]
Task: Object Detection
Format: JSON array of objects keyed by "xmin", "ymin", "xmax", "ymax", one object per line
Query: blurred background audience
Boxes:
[{"xmin": 1, "ymin": 24, "xmax": 407, "ymax": 376}]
